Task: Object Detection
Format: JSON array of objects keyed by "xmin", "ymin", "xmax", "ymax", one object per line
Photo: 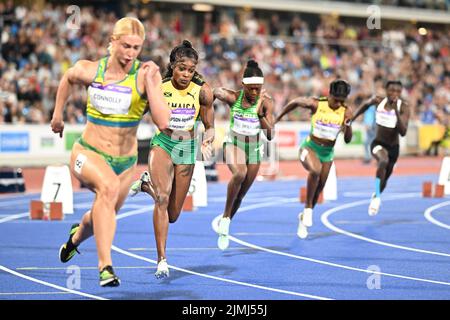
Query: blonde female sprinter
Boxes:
[{"xmin": 51, "ymin": 17, "xmax": 170, "ymax": 287}]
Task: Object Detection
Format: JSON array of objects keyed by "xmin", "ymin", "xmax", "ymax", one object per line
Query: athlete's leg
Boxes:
[
  {"xmin": 229, "ymin": 163, "xmax": 260, "ymax": 219},
  {"xmin": 381, "ymin": 162, "xmax": 393, "ymax": 193},
  {"xmin": 311, "ymin": 161, "xmax": 333, "ymax": 208},
  {"xmin": 372, "ymin": 147, "xmax": 389, "ymax": 197},
  {"xmin": 166, "ymin": 164, "xmax": 195, "ymax": 222},
  {"xmin": 68, "ymin": 142, "xmax": 121, "ymax": 270},
  {"xmin": 299, "ymin": 147, "xmax": 322, "ymax": 209},
  {"xmin": 223, "ymin": 144, "xmax": 248, "ymax": 219},
  {"xmin": 72, "ymin": 164, "xmax": 137, "ymax": 246},
  {"xmin": 149, "ymin": 147, "xmax": 174, "ymax": 263}
]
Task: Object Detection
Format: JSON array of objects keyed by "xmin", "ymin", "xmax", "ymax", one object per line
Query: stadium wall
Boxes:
[{"xmin": 0, "ymin": 121, "xmax": 428, "ymax": 167}]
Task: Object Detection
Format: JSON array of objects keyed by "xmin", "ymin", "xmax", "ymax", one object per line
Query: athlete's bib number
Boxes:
[
  {"xmin": 312, "ymin": 122, "xmax": 341, "ymax": 141},
  {"xmin": 376, "ymin": 110, "xmax": 397, "ymax": 128},
  {"xmin": 88, "ymin": 82, "xmax": 132, "ymax": 115},
  {"xmin": 169, "ymin": 108, "xmax": 196, "ymax": 131},
  {"xmin": 232, "ymin": 114, "xmax": 260, "ymax": 136}
]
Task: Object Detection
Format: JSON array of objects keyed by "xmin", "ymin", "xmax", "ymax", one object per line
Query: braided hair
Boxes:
[
  {"xmin": 164, "ymin": 40, "xmax": 203, "ymax": 82},
  {"xmin": 329, "ymin": 79, "xmax": 351, "ymax": 98},
  {"xmin": 243, "ymin": 59, "xmax": 263, "ymax": 78}
]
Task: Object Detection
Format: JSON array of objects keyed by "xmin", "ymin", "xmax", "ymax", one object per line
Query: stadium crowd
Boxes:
[{"xmin": 0, "ymin": 1, "xmax": 448, "ymax": 126}]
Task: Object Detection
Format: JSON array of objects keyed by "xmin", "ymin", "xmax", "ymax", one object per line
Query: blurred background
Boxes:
[{"xmin": 0, "ymin": 0, "xmax": 449, "ymax": 189}]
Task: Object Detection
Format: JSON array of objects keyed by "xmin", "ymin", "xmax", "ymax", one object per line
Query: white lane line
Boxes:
[
  {"xmin": 0, "ymin": 213, "xmax": 29, "ymax": 223},
  {"xmin": 16, "ymin": 266, "xmax": 155, "ymax": 271},
  {"xmin": 0, "ymin": 291, "xmax": 71, "ymax": 296},
  {"xmin": 0, "ymin": 265, "xmax": 106, "ymax": 300},
  {"xmin": 424, "ymin": 201, "xmax": 450, "ymax": 231},
  {"xmin": 210, "ymin": 195, "xmax": 450, "ymax": 287},
  {"xmin": 0, "ymin": 198, "xmax": 107, "ymax": 300},
  {"xmin": 127, "ymin": 247, "xmax": 257, "ymax": 252},
  {"xmin": 0, "ymin": 193, "xmax": 92, "ymax": 209},
  {"xmin": 111, "ymin": 245, "xmax": 332, "ymax": 300},
  {"xmin": 112, "ymin": 198, "xmax": 332, "ymax": 300},
  {"xmin": 321, "ymin": 194, "xmax": 450, "ymax": 258}
]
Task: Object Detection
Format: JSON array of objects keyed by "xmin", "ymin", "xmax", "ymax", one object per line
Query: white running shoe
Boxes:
[
  {"xmin": 302, "ymin": 208, "xmax": 313, "ymax": 227},
  {"xmin": 129, "ymin": 171, "xmax": 150, "ymax": 197},
  {"xmin": 297, "ymin": 212, "xmax": 308, "ymax": 239},
  {"xmin": 155, "ymin": 258, "xmax": 169, "ymax": 279},
  {"xmin": 217, "ymin": 217, "xmax": 231, "ymax": 250},
  {"xmin": 368, "ymin": 195, "xmax": 381, "ymax": 216}
]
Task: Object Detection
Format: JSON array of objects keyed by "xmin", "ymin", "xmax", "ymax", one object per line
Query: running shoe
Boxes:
[
  {"xmin": 129, "ymin": 171, "xmax": 150, "ymax": 197},
  {"xmin": 302, "ymin": 208, "xmax": 313, "ymax": 227},
  {"xmin": 155, "ymin": 258, "xmax": 169, "ymax": 279},
  {"xmin": 217, "ymin": 217, "xmax": 231, "ymax": 250},
  {"xmin": 59, "ymin": 224, "xmax": 80, "ymax": 263},
  {"xmin": 368, "ymin": 194, "xmax": 381, "ymax": 216},
  {"xmin": 99, "ymin": 265, "xmax": 120, "ymax": 287},
  {"xmin": 297, "ymin": 212, "xmax": 308, "ymax": 239}
]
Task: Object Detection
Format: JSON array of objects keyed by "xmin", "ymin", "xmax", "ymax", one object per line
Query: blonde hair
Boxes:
[{"xmin": 108, "ymin": 17, "xmax": 145, "ymax": 54}]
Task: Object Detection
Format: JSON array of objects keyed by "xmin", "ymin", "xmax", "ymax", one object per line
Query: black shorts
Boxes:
[{"xmin": 370, "ymin": 139, "xmax": 399, "ymax": 163}]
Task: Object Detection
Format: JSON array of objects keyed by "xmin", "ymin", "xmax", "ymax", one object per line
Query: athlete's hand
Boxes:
[
  {"xmin": 256, "ymin": 89, "xmax": 271, "ymax": 117},
  {"xmin": 51, "ymin": 116, "xmax": 64, "ymax": 138},
  {"xmin": 143, "ymin": 61, "xmax": 162, "ymax": 87},
  {"xmin": 201, "ymin": 129, "xmax": 215, "ymax": 161},
  {"xmin": 372, "ymin": 95, "xmax": 384, "ymax": 105},
  {"xmin": 343, "ymin": 106, "xmax": 353, "ymax": 127}
]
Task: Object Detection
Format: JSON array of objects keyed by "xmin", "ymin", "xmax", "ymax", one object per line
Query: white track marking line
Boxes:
[
  {"xmin": 111, "ymin": 245, "xmax": 331, "ymax": 300},
  {"xmin": 0, "ymin": 213, "xmax": 29, "ymax": 223},
  {"xmin": 0, "ymin": 265, "xmax": 106, "ymax": 300},
  {"xmin": 424, "ymin": 201, "xmax": 450, "ymax": 231},
  {"xmin": 0, "ymin": 291, "xmax": 71, "ymax": 296},
  {"xmin": 0, "ymin": 199, "xmax": 107, "ymax": 300},
  {"xmin": 16, "ymin": 266, "xmax": 155, "ymax": 271},
  {"xmin": 210, "ymin": 195, "xmax": 450, "ymax": 287},
  {"xmin": 321, "ymin": 193, "xmax": 450, "ymax": 258},
  {"xmin": 112, "ymin": 199, "xmax": 332, "ymax": 300}
]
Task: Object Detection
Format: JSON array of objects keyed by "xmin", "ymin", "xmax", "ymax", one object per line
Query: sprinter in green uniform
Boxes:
[
  {"xmin": 129, "ymin": 40, "xmax": 215, "ymax": 278},
  {"xmin": 213, "ymin": 60, "xmax": 274, "ymax": 250}
]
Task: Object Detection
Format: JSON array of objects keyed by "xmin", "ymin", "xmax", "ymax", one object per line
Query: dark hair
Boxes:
[
  {"xmin": 385, "ymin": 80, "xmax": 402, "ymax": 89},
  {"xmin": 164, "ymin": 40, "xmax": 201, "ymax": 79},
  {"xmin": 243, "ymin": 59, "xmax": 263, "ymax": 78},
  {"xmin": 329, "ymin": 79, "xmax": 351, "ymax": 98}
]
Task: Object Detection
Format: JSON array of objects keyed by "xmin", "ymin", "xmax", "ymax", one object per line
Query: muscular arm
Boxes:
[
  {"xmin": 51, "ymin": 60, "xmax": 96, "ymax": 137},
  {"xmin": 275, "ymin": 97, "xmax": 317, "ymax": 123},
  {"xmin": 343, "ymin": 107, "xmax": 353, "ymax": 144},
  {"xmin": 199, "ymin": 83, "xmax": 215, "ymax": 142},
  {"xmin": 141, "ymin": 62, "xmax": 170, "ymax": 130},
  {"xmin": 212, "ymin": 87, "xmax": 238, "ymax": 106},
  {"xmin": 352, "ymin": 95, "xmax": 382, "ymax": 122},
  {"xmin": 395, "ymin": 101, "xmax": 410, "ymax": 136},
  {"xmin": 53, "ymin": 60, "xmax": 95, "ymax": 119},
  {"xmin": 258, "ymin": 94, "xmax": 275, "ymax": 141}
]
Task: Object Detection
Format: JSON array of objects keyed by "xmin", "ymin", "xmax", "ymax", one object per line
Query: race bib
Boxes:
[
  {"xmin": 168, "ymin": 108, "xmax": 197, "ymax": 131},
  {"xmin": 376, "ymin": 110, "xmax": 397, "ymax": 128},
  {"xmin": 88, "ymin": 82, "xmax": 132, "ymax": 115},
  {"xmin": 312, "ymin": 121, "xmax": 341, "ymax": 141},
  {"xmin": 232, "ymin": 114, "xmax": 260, "ymax": 136}
]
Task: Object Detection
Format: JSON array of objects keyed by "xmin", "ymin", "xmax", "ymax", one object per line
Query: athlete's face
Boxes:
[
  {"xmin": 171, "ymin": 58, "xmax": 197, "ymax": 89},
  {"xmin": 112, "ymin": 35, "xmax": 144, "ymax": 66},
  {"xmin": 243, "ymin": 84, "xmax": 262, "ymax": 104},
  {"xmin": 386, "ymin": 84, "xmax": 402, "ymax": 104},
  {"xmin": 329, "ymin": 95, "xmax": 346, "ymax": 109}
]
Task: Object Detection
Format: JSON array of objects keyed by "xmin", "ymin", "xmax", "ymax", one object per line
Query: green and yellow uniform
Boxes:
[
  {"xmin": 80, "ymin": 57, "xmax": 147, "ymax": 174},
  {"xmin": 151, "ymin": 77, "xmax": 204, "ymax": 164},
  {"xmin": 301, "ymin": 97, "xmax": 346, "ymax": 162}
]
